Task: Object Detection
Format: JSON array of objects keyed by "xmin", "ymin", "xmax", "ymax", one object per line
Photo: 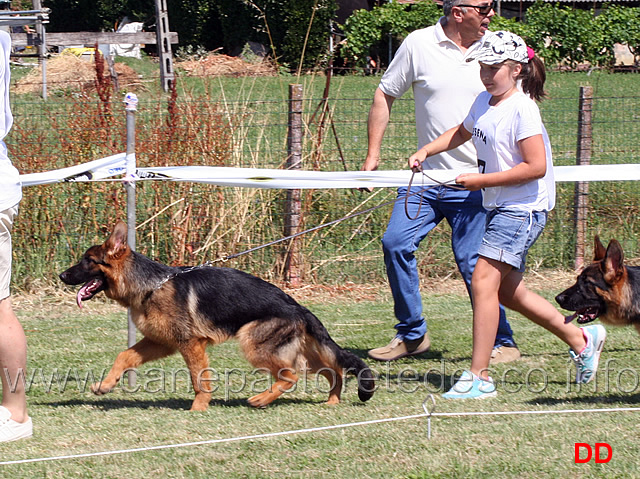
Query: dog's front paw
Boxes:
[
  {"xmin": 90, "ymin": 381, "xmax": 113, "ymax": 395},
  {"xmin": 189, "ymin": 393, "xmax": 211, "ymax": 411},
  {"xmin": 248, "ymin": 392, "xmax": 273, "ymax": 408}
]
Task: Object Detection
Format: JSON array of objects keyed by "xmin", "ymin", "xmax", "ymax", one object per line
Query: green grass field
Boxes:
[{"xmin": 2, "ymin": 275, "xmax": 639, "ymax": 478}]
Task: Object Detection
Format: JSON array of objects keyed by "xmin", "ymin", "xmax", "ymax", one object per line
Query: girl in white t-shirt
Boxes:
[{"xmin": 408, "ymin": 31, "xmax": 606, "ymax": 399}]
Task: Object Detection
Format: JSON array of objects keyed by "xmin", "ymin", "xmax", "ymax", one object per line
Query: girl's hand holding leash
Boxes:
[
  {"xmin": 408, "ymin": 148, "xmax": 428, "ymax": 173},
  {"xmin": 455, "ymin": 173, "xmax": 482, "ymax": 191}
]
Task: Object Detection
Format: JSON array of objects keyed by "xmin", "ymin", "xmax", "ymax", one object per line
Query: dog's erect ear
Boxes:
[
  {"xmin": 593, "ymin": 235, "xmax": 606, "ymax": 261},
  {"xmin": 602, "ymin": 239, "xmax": 625, "ymax": 284},
  {"xmin": 104, "ymin": 221, "xmax": 129, "ymax": 258}
]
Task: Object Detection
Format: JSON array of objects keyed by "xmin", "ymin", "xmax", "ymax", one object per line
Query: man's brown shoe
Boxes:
[
  {"xmin": 489, "ymin": 345, "xmax": 521, "ymax": 365},
  {"xmin": 368, "ymin": 334, "xmax": 431, "ymax": 361}
]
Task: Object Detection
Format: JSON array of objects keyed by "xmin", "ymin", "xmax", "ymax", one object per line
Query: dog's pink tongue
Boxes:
[
  {"xmin": 76, "ymin": 291, "xmax": 84, "ymax": 309},
  {"xmin": 564, "ymin": 313, "xmax": 577, "ymax": 324}
]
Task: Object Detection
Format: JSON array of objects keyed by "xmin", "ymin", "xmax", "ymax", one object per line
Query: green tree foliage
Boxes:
[
  {"xmin": 341, "ymin": 0, "xmax": 640, "ymax": 71},
  {"xmin": 499, "ymin": 1, "xmax": 640, "ymax": 69},
  {"xmin": 523, "ymin": 2, "xmax": 604, "ymax": 68},
  {"xmin": 596, "ymin": 4, "xmax": 640, "ymax": 67},
  {"xmin": 488, "ymin": 16, "xmax": 535, "ymax": 43},
  {"xmin": 282, "ymin": 0, "xmax": 337, "ymax": 71},
  {"xmin": 341, "ymin": 0, "xmax": 441, "ymax": 67}
]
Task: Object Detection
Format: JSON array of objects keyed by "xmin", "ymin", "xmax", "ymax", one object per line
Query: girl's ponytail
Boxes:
[{"xmin": 520, "ymin": 53, "xmax": 547, "ymax": 102}]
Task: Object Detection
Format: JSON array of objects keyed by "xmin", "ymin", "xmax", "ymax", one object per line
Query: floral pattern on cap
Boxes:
[{"xmin": 471, "ymin": 31, "xmax": 529, "ymax": 64}]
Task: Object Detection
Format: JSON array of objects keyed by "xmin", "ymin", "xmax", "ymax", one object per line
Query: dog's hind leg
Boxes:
[
  {"xmin": 319, "ymin": 368, "xmax": 343, "ymax": 405},
  {"xmin": 92, "ymin": 337, "xmax": 176, "ymax": 395},
  {"xmin": 179, "ymin": 338, "xmax": 212, "ymax": 411},
  {"xmin": 247, "ymin": 367, "xmax": 299, "ymax": 408},
  {"xmin": 237, "ymin": 319, "xmax": 301, "ymax": 407},
  {"xmin": 304, "ymin": 355, "xmax": 344, "ymax": 405}
]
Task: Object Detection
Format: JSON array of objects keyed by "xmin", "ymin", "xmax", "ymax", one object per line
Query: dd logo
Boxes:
[{"xmin": 574, "ymin": 443, "xmax": 612, "ymax": 464}]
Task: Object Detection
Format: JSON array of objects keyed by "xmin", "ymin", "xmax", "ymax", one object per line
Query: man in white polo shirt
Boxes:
[
  {"xmin": 0, "ymin": 30, "xmax": 32, "ymax": 442},
  {"xmin": 362, "ymin": 0, "xmax": 520, "ymax": 362}
]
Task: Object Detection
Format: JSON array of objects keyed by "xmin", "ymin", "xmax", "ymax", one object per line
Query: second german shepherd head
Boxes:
[{"xmin": 556, "ymin": 236, "xmax": 640, "ymax": 329}]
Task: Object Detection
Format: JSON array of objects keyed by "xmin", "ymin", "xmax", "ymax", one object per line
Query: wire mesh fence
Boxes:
[{"xmin": 8, "ymin": 89, "xmax": 640, "ymax": 289}]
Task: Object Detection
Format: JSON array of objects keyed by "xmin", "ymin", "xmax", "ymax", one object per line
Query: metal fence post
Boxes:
[
  {"xmin": 284, "ymin": 84, "xmax": 303, "ymax": 287},
  {"xmin": 124, "ymin": 92, "xmax": 138, "ymax": 387},
  {"xmin": 154, "ymin": 0, "xmax": 175, "ymax": 92},
  {"xmin": 574, "ymin": 86, "xmax": 593, "ymax": 271}
]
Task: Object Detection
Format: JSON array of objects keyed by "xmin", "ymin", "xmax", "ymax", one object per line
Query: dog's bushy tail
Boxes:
[
  {"xmin": 335, "ymin": 347, "xmax": 376, "ymax": 402},
  {"xmin": 304, "ymin": 311, "xmax": 375, "ymax": 402}
]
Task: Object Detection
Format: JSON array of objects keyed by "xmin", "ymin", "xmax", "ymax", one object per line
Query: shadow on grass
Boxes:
[
  {"xmin": 369, "ymin": 369, "xmax": 455, "ymax": 393},
  {"xmin": 534, "ymin": 345, "xmax": 638, "ymax": 358},
  {"xmin": 35, "ymin": 395, "xmax": 357, "ymax": 411},
  {"xmin": 528, "ymin": 392, "xmax": 640, "ymax": 407},
  {"xmin": 347, "ymin": 348, "xmax": 373, "ymax": 360},
  {"xmin": 355, "ymin": 348, "xmax": 447, "ymax": 362},
  {"xmin": 357, "ymin": 348, "xmax": 465, "ymax": 393}
]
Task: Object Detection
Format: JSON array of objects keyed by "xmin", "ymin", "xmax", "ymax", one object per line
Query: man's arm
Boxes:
[{"xmin": 362, "ymin": 87, "xmax": 396, "ymax": 172}]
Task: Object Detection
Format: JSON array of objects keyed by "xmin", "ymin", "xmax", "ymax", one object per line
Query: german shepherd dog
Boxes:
[
  {"xmin": 59, "ymin": 221, "xmax": 375, "ymax": 411},
  {"xmin": 556, "ymin": 236, "xmax": 640, "ymax": 334}
]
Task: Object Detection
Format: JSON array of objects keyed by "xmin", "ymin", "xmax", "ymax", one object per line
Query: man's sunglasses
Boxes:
[{"xmin": 458, "ymin": 2, "xmax": 496, "ymax": 15}]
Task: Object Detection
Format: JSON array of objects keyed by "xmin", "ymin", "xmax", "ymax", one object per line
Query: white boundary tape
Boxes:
[
  {"xmin": 1, "ymin": 403, "xmax": 639, "ymax": 466},
  {"xmin": 18, "ymin": 157, "xmax": 640, "ymax": 189},
  {"xmin": 133, "ymin": 164, "xmax": 640, "ymax": 188},
  {"xmin": 19, "ymin": 153, "xmax": 127, "ymax": 187}
]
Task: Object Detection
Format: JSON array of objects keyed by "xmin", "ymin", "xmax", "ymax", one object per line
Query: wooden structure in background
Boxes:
[{"xmin": 3, "ymin": 1, "xmax": 178, "ymax": 96}]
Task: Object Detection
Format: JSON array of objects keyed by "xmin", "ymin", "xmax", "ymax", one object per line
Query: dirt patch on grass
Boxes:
[
  {"xmin": 176, "ymin": 53, "xmax": 278, "ymax": 77},
  {"xmin": 14, "ymin": 54, "xmax": 141, "ymax": 95},
  {"xmin": 12, "ymin": 269, "xmax": 578, "ymax": 314},
  {"xmin": 281, "ymin": 269, "xmax": 577, "ymax": 303}
]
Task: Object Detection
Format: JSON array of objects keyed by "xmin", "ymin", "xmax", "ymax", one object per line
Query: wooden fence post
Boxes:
[
  {"xmin": 574, "ymin": 86, "xmax": 593, "ymax": 271},
  {"xmin": 284, "ymin": 84, "xmax": 303, "ymax": 287}
]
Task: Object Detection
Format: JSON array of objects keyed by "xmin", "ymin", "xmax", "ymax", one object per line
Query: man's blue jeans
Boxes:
[{"xmin": 381, "ymin": 185, "xmax": 515, "ymax": 347}]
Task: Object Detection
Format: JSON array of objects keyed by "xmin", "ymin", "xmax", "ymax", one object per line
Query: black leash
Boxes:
[
  {"xmin": 216, "ymin": 170, "xmax": 462, "ymax": 263},
  {"xmin": 404, "ymin": 168, "xmax": 464, "ymax": 220},
  {"xmin": 220, "ymin": 192, "xmax": 402, "ymax": 262}
]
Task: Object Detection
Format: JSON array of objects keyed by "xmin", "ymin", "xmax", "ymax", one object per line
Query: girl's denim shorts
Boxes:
[{"xmin": 478, "ymin": 208, "xmax": 547, "ymax": 273}]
